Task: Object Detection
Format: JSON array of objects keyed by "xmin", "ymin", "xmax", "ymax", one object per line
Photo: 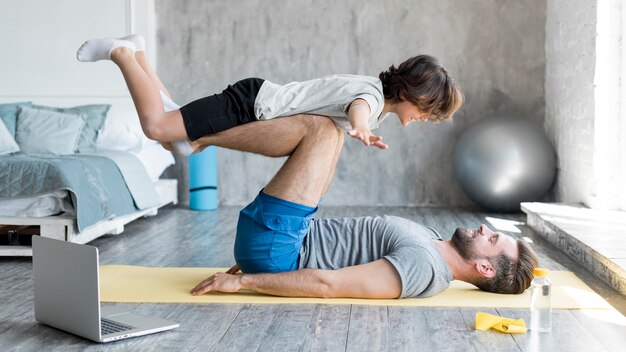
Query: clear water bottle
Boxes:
[{"xmin": 530, "ymin": 267, "xmax": 552, "ymax": 332}]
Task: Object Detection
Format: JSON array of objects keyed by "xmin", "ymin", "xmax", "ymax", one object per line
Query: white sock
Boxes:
[
  {"xmin": 119, "ymin": 34, "xmax": 145, "ymax": 52},
  {"xmin": 158, "ymin": 91, "xmax": 197, "ymax": 157},
  {"xmin": 76, "ymin": 38, "xmax": 135, "ymax": 62},
  {"xmin": 172, "ymin": 140, "xmax": 196, "ymax": 156},
  {"xmin": 160, "ymin": 90, "xmax": 180, "ymax": 112}
]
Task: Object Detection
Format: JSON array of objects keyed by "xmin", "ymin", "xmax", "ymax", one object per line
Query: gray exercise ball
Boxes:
[{"xmin": 454, "ymin": 117, "xmax": 556, "ymax": 212}]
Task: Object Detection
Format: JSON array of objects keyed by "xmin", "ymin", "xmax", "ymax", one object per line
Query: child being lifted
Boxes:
[{"xmin": 77, "ymin": 35, "xmax": 463, "ymax": 155}]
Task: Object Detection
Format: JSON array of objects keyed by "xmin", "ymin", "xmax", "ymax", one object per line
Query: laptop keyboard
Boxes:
[{"xmin": 101, "ymin": 318, "xmax": 134, "ymax": 335}]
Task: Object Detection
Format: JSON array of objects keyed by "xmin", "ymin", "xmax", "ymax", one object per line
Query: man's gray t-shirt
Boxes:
[
  {"xmin": 253, "ymin": 74, "xmax": 391, "ymax": 131},
  {"xmin": 299, "ymin": 215, "xmax": 453, "ymax": 298}
]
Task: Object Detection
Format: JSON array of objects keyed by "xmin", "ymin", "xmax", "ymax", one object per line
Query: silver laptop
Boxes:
[{"xmin": 32, "ymin": 236, "xmax": 179, "ymax": 343}]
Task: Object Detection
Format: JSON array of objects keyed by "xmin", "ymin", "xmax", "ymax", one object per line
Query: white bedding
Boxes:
[
  {"xmin": 131, "ymin": 141, "xmax": 176, "ymax": 181},
  {"xmin": 0, "ymin": 191, "xmax": 74, "ymax": 217}
]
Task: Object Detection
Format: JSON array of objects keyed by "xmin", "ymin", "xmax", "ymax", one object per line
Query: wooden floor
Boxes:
[{"xmin": 2, "ymin": 205, "xmax": 626, "ymax": 351}]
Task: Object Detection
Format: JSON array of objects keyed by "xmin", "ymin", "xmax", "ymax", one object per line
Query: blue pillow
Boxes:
[
  {"xmin": 16, "ymin": 106, "xmax": 85, "ymax": 155},
  {"xmin": 32, "ymin": 104, "xmax": 110, "ymax": 152},
  {"xmin": 0, "ymin": 101, "xmax": 33, "ymax": 138},
  {"xmin": 0, "ymin": 119, "xmax": 20, "ymax": 155}
]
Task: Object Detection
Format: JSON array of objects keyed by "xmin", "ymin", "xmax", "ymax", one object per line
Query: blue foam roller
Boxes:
[
  {"xmin": 190, "ymin": 189, "xmax": 218, "ymax": 210},
  {"xmin": 189, "ymin": 146, "xmax": 218, "ymax": 210}
]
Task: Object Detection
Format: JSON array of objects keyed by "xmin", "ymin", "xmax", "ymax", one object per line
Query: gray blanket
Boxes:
[{"xmin": 0, "ymin": 151, "xmax": 161, "ymax": 231}]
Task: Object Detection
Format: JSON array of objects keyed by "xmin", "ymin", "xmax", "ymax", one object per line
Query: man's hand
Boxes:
[
  {"xmin": 191, "ymin": 271, "xmax": 242, "ymax": 295},
  {"xmin": 225, "ymin": 264, "xmax": 241, "ymax": 274},
  {"xmin": 347, "ymin": 127, "xmax": 389, "ymax": 150}
]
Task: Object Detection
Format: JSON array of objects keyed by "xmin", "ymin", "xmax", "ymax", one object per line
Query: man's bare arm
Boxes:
[{"xmin": 191, "ymin": 259, "xmax": 402, "ymax": 299}]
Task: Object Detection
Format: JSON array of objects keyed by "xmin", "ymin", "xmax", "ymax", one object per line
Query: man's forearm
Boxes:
[
  {"xmin": 239, "ymin": 269, "xmax": 333, "ymax": 298},
  {"xmin": 192, "ymin": 260, "xmax": 401, "ymax": 298}
]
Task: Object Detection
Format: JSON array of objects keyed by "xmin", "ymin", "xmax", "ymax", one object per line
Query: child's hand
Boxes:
[{"xmin": 348, "ymin": 127, "xmax": 389, "ymax": 150}]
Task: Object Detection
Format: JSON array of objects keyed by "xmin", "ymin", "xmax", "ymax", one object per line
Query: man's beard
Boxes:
[{"xmin": 450, "ymin": 227, "xmax": 479, "ymax": 261}]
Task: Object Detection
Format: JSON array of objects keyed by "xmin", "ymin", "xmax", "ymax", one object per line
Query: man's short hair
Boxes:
[
  {"xmin": 379, "ymin": 55, "xmax": 464, "ymax": 122},
  {"xmin": 473, "ymin": 239, "xmax": 538, "ymax": 294}
]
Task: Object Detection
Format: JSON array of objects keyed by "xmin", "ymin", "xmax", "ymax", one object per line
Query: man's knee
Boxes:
[
  {"xmin": 309, "ymin": 115, "xmax": 337, "ymax": 132},
  {"xmin": 295, "ymin": 115, "xmax": 341, "ymax": 141}
]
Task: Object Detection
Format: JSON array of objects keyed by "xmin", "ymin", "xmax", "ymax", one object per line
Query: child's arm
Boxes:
[{"xmin": 347, "ymin": 99, "xmax": 388, "ymax": 150}]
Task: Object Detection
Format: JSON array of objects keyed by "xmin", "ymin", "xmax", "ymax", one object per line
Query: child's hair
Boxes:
[{"xmin": 379, "ymin": 55, "xmax": 463, "ymax": 122}]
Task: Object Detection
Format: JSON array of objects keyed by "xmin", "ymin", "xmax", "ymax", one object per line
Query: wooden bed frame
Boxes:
[{"xmin": 0, "ymin": 179, "xmax": 177, "ymax": 256}]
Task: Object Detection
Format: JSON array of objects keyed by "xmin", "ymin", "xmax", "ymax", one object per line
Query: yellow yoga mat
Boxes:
[{"xmin": 100, "ymin": 266, "xmax": 613, "ymax": 309}]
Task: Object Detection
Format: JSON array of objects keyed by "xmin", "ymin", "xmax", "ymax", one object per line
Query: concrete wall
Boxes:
[
  {"xmin": 544, "ymin": 0, "xmax": 597, "ymax": 204},
  {"xmin": 157, "ymin": 0, "xmax": 546, "ymax": 207}
]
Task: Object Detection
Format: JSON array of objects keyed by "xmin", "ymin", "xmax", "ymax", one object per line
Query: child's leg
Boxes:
[
  {"xmin": 78, "ymin": 36, "xmax": 261, "ymax": 153},
  {"xmin": 119, "ymin": 35, "xmax": 176, "ymax": 105},
  {"xmin": 135, "ymin": 52, "xmax": 172, "ymax": 99},
  {"xmin": 78, "ymin": 37, "xmax": 187, "ymax": 142},
  {"xmin": 110, "ymin": 48, "xmax": 188, "ymax": 142},
  {"xmin": 122, "ymin": 36, "xmax": 195, "ymax": 155},
  {"xmin": 126, "ymin": 39, "xmax": 263, "ymax": 147}
]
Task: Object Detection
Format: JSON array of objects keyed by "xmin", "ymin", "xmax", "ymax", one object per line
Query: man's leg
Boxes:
[
  {"xmin": 191, "ymin": 114, "xmax": 326, "ymax": 159},
  {"xmin": 231, "ymin": 114, "xmax": 342, "ymax": 274},
  {"xmin": 322, "ymin": 125, "xmax": 344, "ymax": 196},
  {"xmin": 197, "ymin": 113, "xmax": 342, "ymax": 206},
  {"xmin": 262, "ymin": 115, "xmax": 344, "ymax": 207},
  {"xmin": 195, "ymin": 114, "xmax": 342, "ymax": 205}
]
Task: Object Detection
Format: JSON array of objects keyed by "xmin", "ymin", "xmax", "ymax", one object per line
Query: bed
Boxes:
[{"xmin": 0, "ymin": 97, "xmax": 178, "ymax": 256}]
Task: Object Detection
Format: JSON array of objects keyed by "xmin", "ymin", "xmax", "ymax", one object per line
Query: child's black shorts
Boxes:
[{"xmin": 179, "ymin": 78, "xmax": 265, "ymax": 141}]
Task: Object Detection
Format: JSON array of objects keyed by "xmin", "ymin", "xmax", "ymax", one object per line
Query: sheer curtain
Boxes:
[
  {"xmin": 589, "ymin": 0, "xmax": 625, "ymax": 211},
  {"xmin": 621, "ymin": 1, "xmax": 626, "ymax": 211}
]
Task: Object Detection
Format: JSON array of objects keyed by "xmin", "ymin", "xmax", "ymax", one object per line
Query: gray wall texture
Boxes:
[
  {"xmin": 157, "ymin": 0, "xmax": 546, "ymax": 207},
  {"xmin": 544, "ymin": 0, "xmax": 596, "ymax": 204}
]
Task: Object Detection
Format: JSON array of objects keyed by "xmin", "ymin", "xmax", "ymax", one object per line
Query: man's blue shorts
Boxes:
[{"xmin": 234, "ymin": 191, "xmax": 317, "ymax": 273}]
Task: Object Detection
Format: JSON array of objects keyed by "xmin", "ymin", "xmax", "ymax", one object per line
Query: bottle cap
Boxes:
[{"xmin": 533, "ymin": 268, "xmax": 550, "ymax": 277}]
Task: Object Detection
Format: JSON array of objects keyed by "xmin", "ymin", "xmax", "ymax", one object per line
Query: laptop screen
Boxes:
[{"xmin": 32, "ymin": 236, "xmax": 102, "ymax": 340}]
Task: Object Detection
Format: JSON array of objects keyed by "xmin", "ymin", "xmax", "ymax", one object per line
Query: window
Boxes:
[{"xmin": 589, "ymin": 0, "xmax": 625, "ymax": 211}]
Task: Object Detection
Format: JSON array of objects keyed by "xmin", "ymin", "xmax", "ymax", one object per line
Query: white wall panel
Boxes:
[{"xmin": 0, "ymin": 0, "xmax": 154, "ymax": 98}]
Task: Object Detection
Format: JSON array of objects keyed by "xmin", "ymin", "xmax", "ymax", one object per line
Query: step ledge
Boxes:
[{"xmin": 521, "ymin": 202, "xmax": 626, "ymax": 295}]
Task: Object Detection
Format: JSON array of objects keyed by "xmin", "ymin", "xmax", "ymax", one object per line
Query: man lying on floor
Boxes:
[{"xmin": 190, "ymin": 114, "xmax": 538, "ymax": 299}]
